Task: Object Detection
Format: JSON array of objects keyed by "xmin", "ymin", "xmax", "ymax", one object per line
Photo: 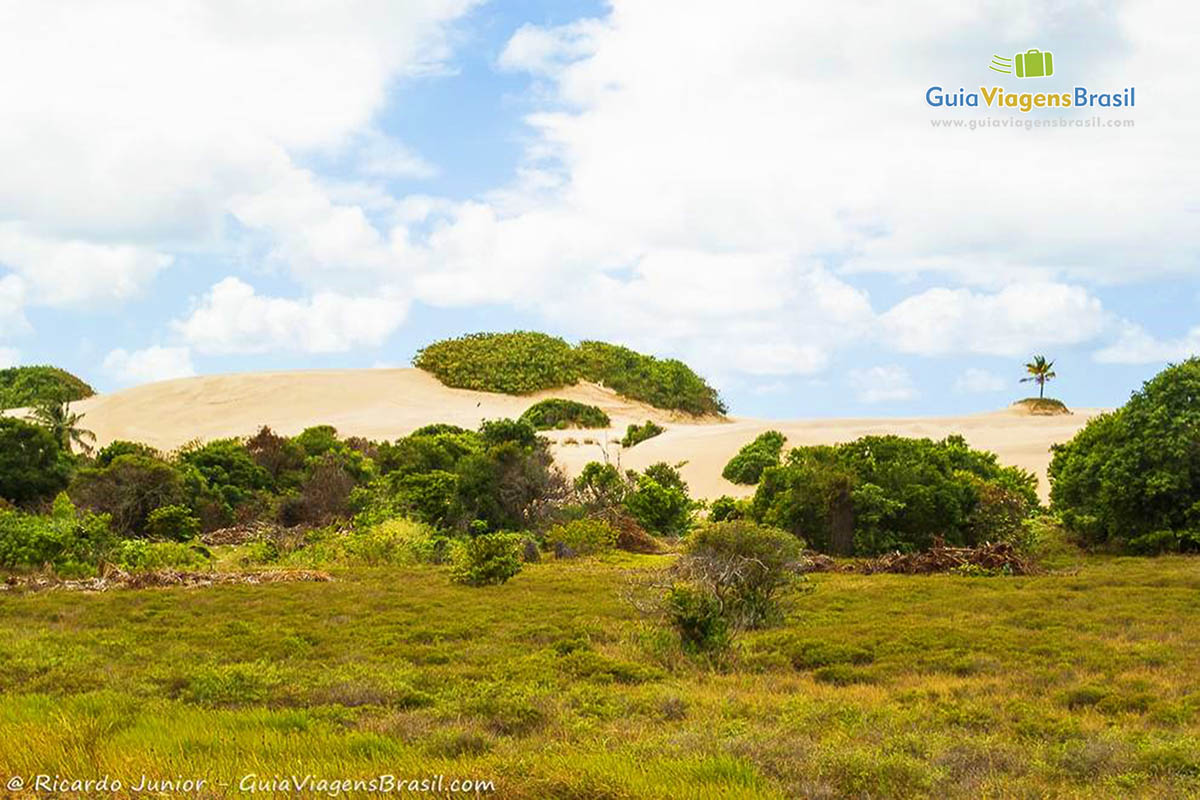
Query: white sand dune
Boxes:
[{"xmin": 62, "ymin": 369, "xmax": 1102, "ymax": 501}]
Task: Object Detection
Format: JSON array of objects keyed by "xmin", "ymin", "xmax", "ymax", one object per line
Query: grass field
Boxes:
[{"xmin": 1, "ymin": 552, "xmax": 1198, "ymax": 798}]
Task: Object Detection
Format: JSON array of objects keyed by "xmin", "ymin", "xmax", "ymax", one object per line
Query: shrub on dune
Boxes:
[{"xmin": 519, "ymin": 399, "xmax": 611, "ymax": 431}]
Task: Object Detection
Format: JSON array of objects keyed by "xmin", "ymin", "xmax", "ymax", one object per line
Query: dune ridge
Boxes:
[{"xmin": 62, "ymin": 369, "xmax": 1101, "ymax": 501}]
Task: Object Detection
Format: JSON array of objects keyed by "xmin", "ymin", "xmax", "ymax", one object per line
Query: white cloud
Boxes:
[
  {"xmin": 0, "ymin": 0, "xmax": 477, "ymax": 310},
  {"xmin": 0, "ymin": 274, "xmax": 28, "ymax": 337},
  {"xmin": 354, "ymin": 130, "xmax": 438, "ymax": 180},
  {"xmin": 0, "ymin": 224, "xmax": 171, "ymax": 308},
  {"xmin": 849, "ymin": 365, "xmax": 918, "ymax": 404},
  {"xmin": 880, "ymin": 283, "xmax": 1109, "ymax": 357},
  {"xmin": 103, "ymin": 346, "xmax": 196, "ymax": 386},
  {"xmin": 388, "ymin": 1, "xmax": 1192, "ymax": 376},
  {"xmin": 954, "ymin": 368, "xmax": 1007, "ymax": 394},
  {"xmin": 175, "ymin": 277, "xmax": 408, "ymax": 355},
  {"xmin": 1094, "ymin": 322, "xmax": 1200, "ymax": 364},
  {"xmin": 0, "ymin": 346, "xmax": 17, "ymax": 368}
]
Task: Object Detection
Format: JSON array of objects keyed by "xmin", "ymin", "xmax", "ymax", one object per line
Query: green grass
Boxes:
[{"xmin": 1, "ymin": 553, "xmax": 1198, "ymax": 798}]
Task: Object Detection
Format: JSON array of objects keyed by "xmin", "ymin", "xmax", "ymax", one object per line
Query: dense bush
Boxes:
[
  {"xmin": 0, "ymin": 366, "xmax": 94, "ymax": 409},
  {"xmin": 623, "ymin": 462, "xmax": 694, "ymax": 537},
  {"xmin": 573, "ymin": 460, "xmax": 695, "ymax": 538},
  {"xmin": 709, "ymin": 495, "xmax": 749, "ymax": 522},
  {"xmin": 722, "ymin": 430, "xmax": 786, "ymax": 485},
  {"xmin": 575, "ymin": 340, "xmax": 726, "ymax": 416},
  {"xmin": 676, "ymin": 521, "xmax": 804, "ymax": 629},
  {"xmin": 113, "ymin": 539, "xmax": 211, "ymax": 571},
  {"xmin": 664, "ymin": 584, "xmax": 730, "ymax": 654},
  {"xmin": 621, "ymin": 420, "xmax": 664, "ymax": 448},
  {"xmin": 752, "ymin": 435, "xmax": 1038, "ymax": 556},
  {"xmin": 69, "ymin": 455, "xmax": 187, "ymax": 536},
  {"xmin": 278, "ymin": 519, "xmax": 450, "ymax": 567},
  {"xmin": 451, "ymin": 532, "xmax": 524, "ymax": 586},
  {"xmin": 245, "ymin": 426, "xmax": 306, "ymax": 488},
  {"xmin": 545, "ymin": 518, "xmax": 617, "ymax": 557},
  {"xmin": 96, "ymin": 440, "xmax": 161, "ymax": 467},
  {"xmin": 519, "ymin": 399, "xmax": 611, "ymax": 431},
  {"xmin": 354, "ymin": 419, "xmax": 566, "ymax": 534},
  {"xmin": 0, "ymin": 418, "xmax": 71, "ymax": 505},
  {"xmin": 144, "ymin": 504, "xmax": 201, "ymax": 542},
  {"xmin": 0, "ymin": 494, "xmax": 115, "ymax": 576},
  {"xmin": 413, "ymin": 331, "xmax": 725, "ymax": 415},
  {"xmin": 178, "ymin": 438, "xmax": 271, "ymax": 509},
  {"xmin": 414, "ymin": 332, "xmax": 578, "ymax": 395},
  {"xmin": 1049, "ymin": 359, "xmax": 1200, "ymax": 553}
]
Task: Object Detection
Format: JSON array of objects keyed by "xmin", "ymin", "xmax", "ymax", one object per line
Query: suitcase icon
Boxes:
[{"xmin": 1014, "ymin": 49, "xmax": 1053, "ymax": 78}]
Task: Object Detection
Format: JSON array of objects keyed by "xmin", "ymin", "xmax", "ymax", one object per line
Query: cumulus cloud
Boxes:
[
  {"xmin": 391, "ymin": 1, "xmax": 1192, "ymax": 376},
  {"xmin": 175, "ymin": 277, "xmax": 408, "ymax": 355},
  {"xmin": 880, "ymin": 283, "xmax": 1109, "ymax": 357},
  {"xmin": 1094, "ymin": 322, "xmax": 1200, "ymax": 364},
  {"xmin": 849, "ymin": 366, "xmax": 918, "ymax": 405},
  {"xmin": 0, "ymin": 274, "xmax": 28, "ymax": 337},
  {"xmin": 0, "ymin": 0, "xmax": 477, "ymax": 323},
  {"xmin": 0, "ymin": 224, "xmax": 171, "ymax": 308},
  {"xmin": 103, "ymin": 346, "xmax": 196, "ymax": 386},
  {"xmin": 954, "ymin": 368, "xmax": 1008, "ymax": 394}
]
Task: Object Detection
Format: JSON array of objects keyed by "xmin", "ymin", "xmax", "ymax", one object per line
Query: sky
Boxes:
[{"xmin": 0, "ymin": 0, "xmax": 1197, "ymax": 419}]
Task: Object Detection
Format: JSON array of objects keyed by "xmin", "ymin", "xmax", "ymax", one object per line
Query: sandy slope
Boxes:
[{"xmin": 56, "ymin": 369, "xmax": 1100, "ymax": 500}]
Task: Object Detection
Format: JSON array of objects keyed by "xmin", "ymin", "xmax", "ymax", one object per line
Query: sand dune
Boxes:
[{"xmin": 58, "ymin": 369, "xmax": 1101, "ymax": 501}]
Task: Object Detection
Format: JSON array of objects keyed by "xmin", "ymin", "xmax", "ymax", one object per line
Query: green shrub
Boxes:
[
  {"xmin": 0, "ymin": 366, "xmax": 94, "ymax": 410},
  {"xmin": 413, "ymin": 332, "xmax": 726, "ymax": 415},
  {"xmin": 752, "ymin": 435, "xmax": 1039, "ymax": 556},
  {"xmin": 676, "ymin": 521, "xmax": 804, "ymax": 629},
  {"xmin": 95, "ymin": 440, "xmax": 161, "ymax": 467},
  {"xmin": 69, "ymin": 454, "xmax": 187, "ymax": 536},
  {"xmin": 574, "ymin": 462, "xmax": 628, "ymax": 509},
  {"xmin": 709, "ymin": 495, "xmax": 748, "ymax": 522},
  {"xmin": 546, "ymin": 518, "xmax": 618, "ymax": 556},
  {"xmin": 623, "ymin": 462, "xmax": 694, "ymax": 537},
  {"xmin": 144, "ymin": 505, "xmax": 201, "ymax": 542},
  {"xmin": 721, "ymin": 430, "xmax": 785, "ymax": 485},
  {"xmin": 178, "ymin": 438, "xmax": 271, "ymax": 509},
  {"xmin": 113, "ymin": 539, "xmax": 212, "ymax": 571},
  {"xmin": 0, "ymin": 417, "xmax": 71, "ymax": 505},
  {"xmin": 414, "ymin": 331, "xmax": 579, "ymax": 395},
  {"xmin": 664, "ymin": 584, "xmax": 730, "ymax": 653},
  {"xmin": 451, "ymin": 532, "xmax": 524, "ymax": 586},
  {"xmin": 519, "ymin": 399, "xmax": 611, "ymax": 431},
  {"xmin": 245, "ymin": 426, "xmax": 306, "ymax": 488},
  {"xmin": 0, "ymin": 494, "xmax": 115, "ymax": 576},
  {"xmin": 621, "ymin": 420, "xmax": 664, "ymax": 448},
  {"xmin": 1049, "ymin": 359, "xmax": 1200, "ymax": 552},
  {"xmin": 355, "ymin": 419, "xmax": 564, "ymax": 535},
  {"xmin": 343, "ymin": 519, "xmax": 448, "ymax": 566},
  {"xmin": 575, "ymin": 340, "xmax": 725, "ymax": 416}
]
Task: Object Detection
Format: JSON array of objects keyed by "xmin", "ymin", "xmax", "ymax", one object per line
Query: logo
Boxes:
[
  {"xmin": 990, "ymin": 49, "xmax": 1054, "ymax": 78},
  {"xmin": 925, "ymin": 45, "xmax": 1134, "ymax": 113}
]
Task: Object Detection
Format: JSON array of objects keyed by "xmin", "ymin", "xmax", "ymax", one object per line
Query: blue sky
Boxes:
[{"xmin": 0, "ymin": 1, "xmax": 1196, "ymax": 419}]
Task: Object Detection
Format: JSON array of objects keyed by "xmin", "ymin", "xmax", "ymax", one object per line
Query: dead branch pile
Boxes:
[
  {"xmin": 201, "ymin": 521, "xmax": 281, "ymax": 546},
  {"xmin": 2, "ymin": 568, "xmax": 332, "ymax": 593},
  {"xmin": 800, "ymin": 541, "xmax": 1036, "ymax": 576}
]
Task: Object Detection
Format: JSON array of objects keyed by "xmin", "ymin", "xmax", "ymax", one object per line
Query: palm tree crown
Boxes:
[
  {"xmin": 30, "ymin": 399, "xmax": 96, "ymax": 455},
  {"xmin": 1020, "ymin": 355, "xmax": 1057, "ymax": 399}
]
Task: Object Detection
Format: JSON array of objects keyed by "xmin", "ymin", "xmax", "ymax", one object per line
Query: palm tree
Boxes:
[
  {"xmin": 1020, "ymin": 355, "xmax": 1057, "ymax": 399},
  {"xmin": 30, "ymin": 399, "xmax": 96, "ymax": 455}
]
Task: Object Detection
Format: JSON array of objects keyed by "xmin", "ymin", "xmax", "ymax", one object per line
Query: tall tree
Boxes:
[
  {"xmin": 1021, "ymin": 355, "xmax": 1057, "ymax": 399},
  {"xmin": 30, "ymin": 400, "xmax": 96, "ymax": 455}
]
